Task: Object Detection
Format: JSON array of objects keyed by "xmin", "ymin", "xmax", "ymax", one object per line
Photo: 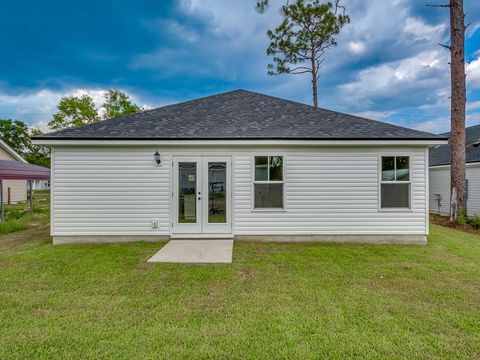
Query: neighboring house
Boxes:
[
  {"xmin": 0, "ymin": 139, "xmax": 27, "ymax": 204},
  {"xmin": 32, "ymin": 180, "xmax": 50, "ymax": 190},
  {"xmin": 33, "ymin": 90, "xmax": 446, "ymax": 245},
  {"xmin": 429, "ymin": 124, "xmax": 480, "ymax": 216}
]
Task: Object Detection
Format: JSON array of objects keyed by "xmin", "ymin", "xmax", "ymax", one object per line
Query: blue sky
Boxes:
[{"xmin": 0, "ymin": 0, "xmax": 479, "ymax": 133}]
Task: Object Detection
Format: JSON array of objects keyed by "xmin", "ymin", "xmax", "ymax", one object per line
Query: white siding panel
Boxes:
[
  {"xmin": 233, "ymin": 148, "xmax": 427, "ymax": 235},
  {"xmin": 469, "ymin": 166, "xmax": 480, "ymax": 216},
  {"xmin": 53, "ymin": 146, "xmax": 428, "ymax": 236},
  {"xmin": 429, "ymin": 167, "xmax": 450, "ymax": 216},
  {"xmin": 429, "ymin": 164, "xmax": 480, "ymax": 216},
  {"xmin": 53, "ymin": 147, "xmax": 170, "ymax": 235}
]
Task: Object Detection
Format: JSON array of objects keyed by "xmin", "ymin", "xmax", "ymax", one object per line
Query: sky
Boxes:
[{"xmin": 0, "ymin": 0, "xmax": 479, "ymax": 134}]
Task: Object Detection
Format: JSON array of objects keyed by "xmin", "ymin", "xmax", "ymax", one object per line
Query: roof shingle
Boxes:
[
  {"xmin": 429, "ymin": 124, "xmax": 480, "ymax": 166},
  {"xmin": 35, "ymin": 89, "xmax": 445, "ymax": 141}
]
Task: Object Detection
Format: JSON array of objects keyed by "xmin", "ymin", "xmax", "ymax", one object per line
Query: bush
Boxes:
[
  {"xmin": 468, "ymin": 215, "xmax": 480, "ymax": 229},
  {"xmin": 456, "ymin": 211, "xmax": 468, "ymax": 226}
]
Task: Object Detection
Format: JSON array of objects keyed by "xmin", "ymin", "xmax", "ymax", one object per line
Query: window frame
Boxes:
[
  {"xmin": 252, "ymin": 154, "xmax": 286, "ymax": 211},
  {"xmin": 378, "ymin": 154, "xmax": 412, "ymax": 211}
]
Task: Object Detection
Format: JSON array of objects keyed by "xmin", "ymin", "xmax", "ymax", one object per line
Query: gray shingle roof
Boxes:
[
  {"xmin": 429, "ymin": 124, "xmax": 480, "ymax": 166},
  {"xmin": 35, "ymin": 89, "xmax": 445, "ymax": 141}
]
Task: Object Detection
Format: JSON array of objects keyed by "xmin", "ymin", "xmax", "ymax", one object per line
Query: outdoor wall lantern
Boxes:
[{"xmin": 154, "ymin": 150, "xmax": 161, "ymax": 166}]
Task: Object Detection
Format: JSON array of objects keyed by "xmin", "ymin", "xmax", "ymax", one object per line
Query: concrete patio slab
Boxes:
[{"xmin": 147, "ymin": 239, "xmax": 233, "ymax": 263}]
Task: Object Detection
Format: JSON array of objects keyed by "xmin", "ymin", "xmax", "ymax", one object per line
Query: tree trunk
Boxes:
[
  {"xmin": 449, "ymin": 0, "xmax": 467, "ymax": 220},
  {"xmin": 311, "ymin": 57, "xmax": 318, "ymax": 108}
]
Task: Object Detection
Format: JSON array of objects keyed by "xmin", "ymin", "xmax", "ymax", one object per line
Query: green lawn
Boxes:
[{"xmin": 0, "ymin": 199, "xmax": 479, "ymax": 359}]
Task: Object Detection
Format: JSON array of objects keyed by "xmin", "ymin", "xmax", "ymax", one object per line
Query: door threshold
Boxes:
[{"xmin": 170, "ymin": 233, "xmax": 234, "ymax": 239}]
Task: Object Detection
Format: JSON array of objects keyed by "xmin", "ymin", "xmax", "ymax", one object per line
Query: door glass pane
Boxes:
[
  {"xmin": 178, "ymin": 162, "xmax": 196, "ymax": 223},
  {"xmin": 208, "ymin": 162, "xmax": 226, "ymax": 223},
  {"xmin": 255, "ymin": 156, "xmax": 268, "ymax": 181}
]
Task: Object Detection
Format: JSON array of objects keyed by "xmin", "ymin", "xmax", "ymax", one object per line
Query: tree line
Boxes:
[{"xmin": 0, "ymin": 89, "xmax": 141, "ymax": 168}]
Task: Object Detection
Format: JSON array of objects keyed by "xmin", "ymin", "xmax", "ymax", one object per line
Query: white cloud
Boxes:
[
  {"xmin": 143, "ymin": 18, "xmax": 199, "ymax": 43},
  {"xmin": 130, "ymin": 0, "xmax": 459, "ymax": 117},
  {"xmin": 418, "ymin": 88, "xmax": 450, "ymax": 111},
  {"xmin": 404, "ymin": 17, "xmax": 446, "ymax": 41},
  {"xmin": 414, "ymin": 112, "xmax": 480, "ymax": 133},
  {"xmin": 353, "ymin": 110, "xmax": 396, "ymax": 121},
  {"xmin": 413, "ymin": 116, "xmax": 450, "ymax": 133},
  {"xmin": 467, "ymin": 56, "xmax": 480, "ymax": 87},
  {"xmin": 179, "ymin": 0, "xmax": 279, "ymax": 41},
  {"xmin": 339, "ymin": 49, "xmax": 448, "ymax": 108},
  {"xmin": 468, "ymin": 100, "xmax": 480, "ymax": 111},
  {"xmin": 0, "ymin": 88, "xmax": 151, "ymax": 130},
  {"xmin": 168, "ymin": 21, "xmax": 198, "ymax": 42},
  {"xmin": 308, "ymin": 2, "xmax": 450, "ymax": 112},
  {"xmin": 348, "ymin": 41, "xmax": 366, "ymax": 55}
]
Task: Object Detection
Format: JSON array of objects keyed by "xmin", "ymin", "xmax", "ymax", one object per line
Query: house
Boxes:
[
  {"xmin": 32, "ymin": 90, "xmax": 446, "ymax": 245},
  {"xmin": 429, "ymin": 124, "xmax": 480, "ymax": 216},
  {"xmin": 0, "ymin": 139, "xmax": 28, "ymax": 204},
  {"xmin": 0, "ymin": 159, "xmax": 50, "ymax": 220},
  {"xmin": 32, "ymin": 180, "xmax": 50, "ymax": 191}
]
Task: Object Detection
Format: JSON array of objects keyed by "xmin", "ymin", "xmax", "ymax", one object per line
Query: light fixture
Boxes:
[{"xmin": 154, "ymin": 150, "xmax": 161, "ymax": 165}]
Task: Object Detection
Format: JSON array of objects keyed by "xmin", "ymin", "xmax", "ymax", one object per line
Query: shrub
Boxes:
[
  {"xmin": 468, "ymin": 215, "xmax": 480, "ymax": 229},
  {"xmin": 456, "ymin": 210, "xmax": 468, "ymax": 226}
]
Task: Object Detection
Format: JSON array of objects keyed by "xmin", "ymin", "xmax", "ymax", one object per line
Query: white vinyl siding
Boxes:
[
  {"xmin": 52, "ymin": 146, "xmax": 428, "ymax": 236},
  {"xmin": 53, "ymin": 147, "xmax": 171, "ymax": 235},
  {"xmin": 429, "ymin": 163, "xmax": 480, "ymax": 216},
  {"xmin": 235, "ymin": 148, "xmax": 426, "ymax": 235}
]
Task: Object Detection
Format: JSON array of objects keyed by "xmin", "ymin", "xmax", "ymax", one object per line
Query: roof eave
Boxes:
[{"xmin": 32, "ymin": 137, "xmax": 448, "ymax": 146}]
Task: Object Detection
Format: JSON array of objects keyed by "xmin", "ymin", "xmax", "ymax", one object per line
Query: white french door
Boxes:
[{"xmin": 172, "ymin": 156, "xmax": 232, "ymax": 235}]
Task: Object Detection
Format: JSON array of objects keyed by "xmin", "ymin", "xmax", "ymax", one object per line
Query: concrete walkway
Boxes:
[{"xmin": 147, "ymin": 239, "xmax": 234, "ymax": 264}]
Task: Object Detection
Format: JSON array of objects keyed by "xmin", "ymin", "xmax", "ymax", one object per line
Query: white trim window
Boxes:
[
  {"xmin": 254, "ymin": 156, "xmax": 284, "ymax": 209},
  {"xmin": 380, "ymin": 156, "xmax": 410, "ymax": 209}
]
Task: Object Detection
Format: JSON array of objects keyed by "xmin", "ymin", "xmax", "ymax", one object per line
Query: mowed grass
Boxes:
[{"xmin": 1, "ymin": 216, "xmax": 480, "ymax": 358}]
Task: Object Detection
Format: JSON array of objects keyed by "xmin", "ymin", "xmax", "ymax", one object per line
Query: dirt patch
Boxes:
[
  {"xmin": 239, "ymin": 268, "xmax": 259, "ymax": 281},
  {"xmin": 0, "ymin": 223, "xmax": 50, "ymax": 250},
  {"xmin": 430, "ymin": 214, "xmax": 480, "ymax": 234}
]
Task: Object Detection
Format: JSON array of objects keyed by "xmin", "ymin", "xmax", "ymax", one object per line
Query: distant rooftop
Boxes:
[{"xmin": 429, "ymin": 124, "xmax": 480, "ymax": 166}]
